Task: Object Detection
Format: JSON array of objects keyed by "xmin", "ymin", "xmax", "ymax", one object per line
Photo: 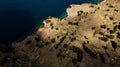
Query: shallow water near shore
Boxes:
[{"xmin": 0, "ymin": 0, "xmax": 102, "ymax": 44}]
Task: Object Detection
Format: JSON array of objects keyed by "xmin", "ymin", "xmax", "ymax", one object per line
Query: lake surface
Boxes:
[{"xmin": 0, "ymin": 0, "xmax": 102, "ymax": 44}]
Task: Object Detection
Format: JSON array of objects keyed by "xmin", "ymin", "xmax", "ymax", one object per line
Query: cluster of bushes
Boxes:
[
  {"xmin": 70, "ymin": 46, "xmax": 83, "ymax": 65},
  {"xmin": 77, "ymin": 10, "xmax": 83, "ymax": 16},
  {"xmin": 71, "ymin": 37, "xmax": 76, "ymax": 42},
  {"xmin": 51, "ymin": 38, "xmax": 56, "ymax": 43},
  {"xmin": 82, "ymin": 43, "xmax": 97, "ymax": 58},
  {"xmin": 34, "ymin": 36, "xmax": 41, "ymax": 42},
  {"xmin": 68, "ymin": 21, "xmax": 79, "ymax": 26},
  {"xmin": 26, "ymin": 40, "xmax": 32, "ymax": 44},
  {"xmin": 111, "ymin": 40, "xmax": 117, "ymax": 50},
  {"xmin": 50, "ymin": 23, "xmax": 54, "ymax": 29},
  {"xmin": 99, "ymin": 53, "xmax": 105, "ymax": 63},
  {"xmin": 54, "ymin": 36, "xmax": 66, "ymax": 49},
  {"xmin": 100, "ymin": 25, "xmax": 106, "ymax": 29},
  {"xmin": 36, "ymin": 42, "xmax": 50, "ymax": 48},
  {"xmin": 98, "ymin": 37, "xmax": 108, "ymax": 42},
  {"xmin": 91, "ymin": 27, "xmax": 96, "ymax": 30},
  {"xmin": 117, "ymin": 32, "xmax": 120, "ymax": 39}
]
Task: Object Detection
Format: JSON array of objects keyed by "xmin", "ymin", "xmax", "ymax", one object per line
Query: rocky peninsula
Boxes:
[{"xmin": 0, "ymin": 0, "xmax": 120, "ymax": 67}]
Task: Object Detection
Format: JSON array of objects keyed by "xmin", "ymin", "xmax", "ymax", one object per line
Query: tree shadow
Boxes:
[{"xmin": 0, "ymin": 7, "xmax": 36, "ymax": 44}]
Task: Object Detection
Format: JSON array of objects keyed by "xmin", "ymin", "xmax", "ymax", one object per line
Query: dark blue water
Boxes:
[{"xmin": 0, "ymin": 0, "xmax": 102, "ymax": 44}]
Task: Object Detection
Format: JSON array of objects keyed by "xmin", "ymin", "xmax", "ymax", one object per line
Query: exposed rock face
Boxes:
[{"xmin": 0, "ymin": 0, "xmax": 120, "ymax": 67}]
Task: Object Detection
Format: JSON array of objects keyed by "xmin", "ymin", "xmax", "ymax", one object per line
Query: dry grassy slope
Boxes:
[{"xmin": 0, "ymin": 0, "xmax": 120, "ymax": 67}]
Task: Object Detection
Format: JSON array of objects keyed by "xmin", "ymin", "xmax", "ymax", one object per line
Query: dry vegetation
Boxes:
[{"xmin": 0, "ymin": 0, "xmax": 120, "ymax": 67}]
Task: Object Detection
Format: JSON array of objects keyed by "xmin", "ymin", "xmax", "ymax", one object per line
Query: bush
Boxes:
[
  {"xmin": 100, "ymin": 25, "xmax": 106, "ymax": 29},
  {"xmin": 91, "ymin": 27, "xmax": 96, "ymax": 30},
  {"xmin": 34, "ymin": 36, "xmax": 40, "ymax": 42},
  {"xmin": 99, "ymin": 54, "xmax": 105, "ymax": 63},
  {"xmin": 63, "ymin": 44, "xmax": 68, "ymax": 48},
  {"xmin": 51, "ymin": 38, "xmax": 56, "ymax": 43},
  {"xmin": 26, "ymin": 40, "xmax": 32, "ymax": 44},
  {"xmin": 99, "ymin": 32, "xmax": 104, "ymax": 35},
  {"xmin": 111, "ymin": 40, "xmax": 117, "ymax": 50},
  {"xmin": 83, "ymin": 44, "xmax": 97, "ymax": 58},
  {"xmin": 105, "ymin": 34, "xmax": 114, "ymax": 39},
  {"xmin": 70, "ymin": 46, "xmax": 83, "ymax": 62},
  {"xmin": 72, "ymin": 59, "xmax": 77, "ymax": 65},
  {"xmin": 117, "ymin": 32, "xmax": 120, "ymax": 39},
  {"xmin": 71, "ymin": 37, "xmax": 76, "ymax": 42},
  {"xmin": 98, "ymin": 37, "xmax": 108, "ymax": 42},
  {"xmin": 118, "ymin": 25, "xmax": 120, "ymax": 30},
  {"xmin": 109, "ymin": 17, "xmax": 114, "ymax": 20}
]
